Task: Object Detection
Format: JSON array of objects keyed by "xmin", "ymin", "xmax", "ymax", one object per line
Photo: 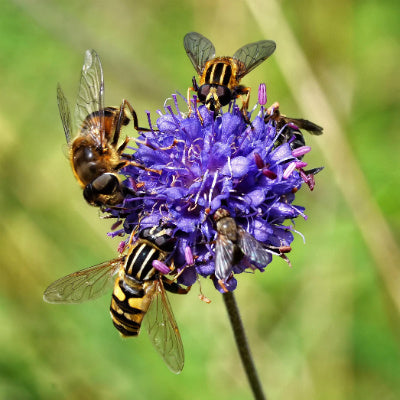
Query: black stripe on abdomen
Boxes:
[{"xmin": 125, "ymin": 243, "xmax": 160, "ymax": 281}]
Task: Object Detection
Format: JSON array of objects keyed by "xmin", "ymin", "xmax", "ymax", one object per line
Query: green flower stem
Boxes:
[{"xmin": 222, "ymin": 291, "xmax": 266, "ymax": 400}]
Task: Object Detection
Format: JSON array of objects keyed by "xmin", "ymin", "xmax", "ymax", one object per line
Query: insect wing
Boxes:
[
  {"xmin": 43, "ymin": 258, "xmax": 123, "ymax": 304},
  {"xmin": 233, "ymin": 40, "xmax": 276, "ymax": 79},
  {"xmin": 237, "ymin": 227, "xmax": 276, "ymax": 266},
  {"xmin": 183, "ymin": 32, "xmax": 216, "ymax": 75},
  {"xmin": 144, "ymin": 279, "xmax": 184, "ymax": 374},
  {"xmin": 214, "ymin": 234, "xmax": 236, "ymax": 281},
  {"xmin": 286, "ymin": 118, "xmax": 324, "ymax": 136},
  {"xmin": 57, "ymin": 84, "xmax": 73, "ymax": 145},
  {"xmin": 74, "ymin": 49, "xmax": 105, "ymax": 142}
]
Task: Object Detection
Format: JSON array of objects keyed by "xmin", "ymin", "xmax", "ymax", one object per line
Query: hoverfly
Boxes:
[
  {"xmin": 57, "ymin": 49, "xmax": 160, "ymax": 207},
  {"xmin": 213, "ymin": 208, "xmax": 291, "ymax": 285},
  {"xmin": 43, "ymin": 225, "xmax": 189, "ymax": 374},
  {"xmin": 184, "ymin": 32, "xmax": 276, "ymax": 118},
  {"xmin": 265, "ymin": 101, "xmax": 323, "ymax": 152}
]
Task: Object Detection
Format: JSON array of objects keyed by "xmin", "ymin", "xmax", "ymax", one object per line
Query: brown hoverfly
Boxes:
[
  {"xmin": 213, "ymin": 208, "xmax": 291, "ymax": 286},
  {"xmin": 184, "ymin": 32, "xmax": 276, "ymax": 118},
  {"xmin": 57, "ymin": 49, "xmax": 160, "ymax": 207},
  {"xmin": 43, "ymin": 224, "xmax": 190, "ymax": 374}
]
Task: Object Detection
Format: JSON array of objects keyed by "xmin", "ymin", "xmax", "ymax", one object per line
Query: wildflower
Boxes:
[{"xmin": 109, "ymin": 91, "xmax": 319, "ymax": 292}]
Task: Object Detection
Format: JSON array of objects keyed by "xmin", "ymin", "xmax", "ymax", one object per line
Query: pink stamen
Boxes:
[
  {"xmin": 283, "ymin": 162, "xmax": 296, "ymax": 179},
  {"xmin": 152, "ymin": 260, "xmax": 171, "ymax": 275},
  {"xmin": 258, "ymin": 83, "xmax": 267, "ymax": 105},
  {"xmin": 184, "ymin": 246, "xmax": 194, "ymax": 265},
  {"xmin": 292, "ymin": 146, "xmax": 311, "ymax": 158}
]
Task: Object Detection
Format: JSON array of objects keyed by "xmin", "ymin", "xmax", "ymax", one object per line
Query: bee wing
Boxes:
[
  {"xmin": 144, "ymin": 279, "xmax": 184, "ymax": 374},
  {"xmin": 237, "ymin": 227, "xmax": 278, "ymax": 266},
  {"xmin": 43, "ymin": 258, "xmax": 123, "ymax": 304},
  {"xmin": 183, "ymin": 32, "xmax": 216, "ymax": 75},
  {"xmin": 214, "ymin": 235, "xmax": 236, "ymax": 281},
  {"xmin": 233, "ymin": 40, "xmax": 276, "ymax": 79},
  {"xmin": 57, "ymin": 84, "xmax": 73, "ymax": 145},
  {"xmin": 74, "ymin": 49, "xmax": 105, "ymax": 140}
]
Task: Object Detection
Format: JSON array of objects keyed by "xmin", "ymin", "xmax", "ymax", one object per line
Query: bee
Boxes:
[
  {"xmin": 213, "ymin": 208, "xmax": 291, "ymax": 285},
  {"xmin": 184, "ymin": 32, "xmax": 276, "ymax": 118},
  {"xmin": 43, "ymin": 225, "xmax": 189, "ymax": 374},
  {"xmin": 57, "ymin": 49, "xmax": 159, "ymax": 207},
  {"xmin": 265, "ymin": 102, "xmax": 323, "ymax": 153}
]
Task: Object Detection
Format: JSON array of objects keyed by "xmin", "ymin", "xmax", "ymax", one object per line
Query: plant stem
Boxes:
[{"xmin": 222, "ymin": 291, "xmax": 266, "ymax": 400}]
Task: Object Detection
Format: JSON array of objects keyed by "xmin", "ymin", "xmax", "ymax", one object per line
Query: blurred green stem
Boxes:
[{"xmin": 223, "ymin": 291, "xmax": 266, "ymax": 400}]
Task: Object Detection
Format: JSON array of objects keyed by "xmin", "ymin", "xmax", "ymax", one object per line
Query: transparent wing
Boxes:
[
  {"xmin": 237, "ymin": 227, "xmax": 277, "ymax": 266},
  {"xmin": 183, "ymin": 32, "xmax": 216, "ymax": 75},
  {"xmin": 233, "ymin": 40, "xmax": 276, "ymax": 79},
  {"xmin": 74, "ymin": 49, "xmax": 104, "ymax": 138},
  {"xmin": 43, "ymin": 257, "xmax": 123, "ymax": 304},
  {"xmin": 214, "ymin": 235, "xmax": 236, "ymax": 281},
  {"xmin": 144, "ymin": 279, "xmax": 184, "ymax": 374},
  {"xmin": 57, "ymin": 84, "xmax": 73, "ymax": 145}
]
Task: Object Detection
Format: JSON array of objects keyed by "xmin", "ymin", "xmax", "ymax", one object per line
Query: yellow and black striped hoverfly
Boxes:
[
  {"xmin": 43, "ymin": 224, "xmax": 189, "ymax": 374},
  {"xmin": 57, "ymin": 49, "xmax": 159, "ymax": 207},
  {"xmin": 184, "ymin": 32, "xmax": 276, "ymax": 118}
]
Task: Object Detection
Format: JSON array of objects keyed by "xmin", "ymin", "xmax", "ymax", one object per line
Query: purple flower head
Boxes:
[{"xmin": 108, "ymin": 94, "xmax": 319, "ymax": 292}]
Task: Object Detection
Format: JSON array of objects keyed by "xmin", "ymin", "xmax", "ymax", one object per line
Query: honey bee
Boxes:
[
  {"xmin": 265, "ymin": 102, "xmax": 323, "ymax": 152},
  {"xmin": 43, "ymin": 225, "xmax": 189, "ymax": 374},
  {"xmin": 57, "ymin": 49, "xmax": 159, "ymax": 207},
  {"xmin": 184, "ymin": 32, "xmax": 276, "ymax": 118},
  {"xmin": 213, "ymin": 208, "xmax": 291, "ymax": 284}
]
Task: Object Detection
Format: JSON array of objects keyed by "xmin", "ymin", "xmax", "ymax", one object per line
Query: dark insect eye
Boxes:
[
  {"xmin": 91, "ymin": 173, "xmax": 120, "ymax": 195},
  {"xmin": 198, "ymin": 85, "xmax": 210, "ymax": 102},
  {"xmin": 217, "ymin": 86, "xmax": 232, "ymax": 106}
]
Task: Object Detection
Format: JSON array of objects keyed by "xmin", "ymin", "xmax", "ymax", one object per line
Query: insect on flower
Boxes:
[
  {"xmin": 57, "ymin": 49, "xmax": 160, "ymax": 207},
  {"xmin": 213, "ymin": 208, "xmax": 292, "ymax": 288},
  {"xmin": 184, "ymin": 32, "xmax": 276, "ymax": 119},
  {"xmin": 265, "ymin": 101, "xmax": 323, "ymax": 152},
  {"xmin": 43, "ymin": 224, "xmax": 190, "ymax": 374}
]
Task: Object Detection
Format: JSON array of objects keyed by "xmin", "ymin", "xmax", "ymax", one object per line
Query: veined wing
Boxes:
[
  {"xmin": 237, "ymin": 227, "xmax": 275, "ymax": 266},
  {"xmin": 233, "ymin": 40, "xmax": 276, "ymax": 79},
  {"xmin": 183, "ymin": 32, "xmax": 216, "ymax": 75},
  {"xmin": 57, "ymin": 84, "xmax": 73, "ymax": 145},
  {"xmin": 214, "ymin": 234, "xmax": 236, "ymax": 281},
  {"xmin": 43, "ymin": 257, "xmax": 123, "ymax": 304},
  {"xmin": 144, "ymin": 279, "xmax": 184, "ymax": 374},
  {"xmin": 74, "ymin": 49, "xmax": 105, "ymax": 141}
]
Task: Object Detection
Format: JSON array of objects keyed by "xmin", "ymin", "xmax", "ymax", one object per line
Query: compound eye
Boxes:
[
  {"xmin": 198, "ymin": 85, "xmax": 210, "ymax": 103},
  {"xmin": 91, "ymin": 173, "xmax": 120, "ymax": 195},
  {"xmin": 216, "ymin": 86, "xmax": 232, "ymax": 106}
]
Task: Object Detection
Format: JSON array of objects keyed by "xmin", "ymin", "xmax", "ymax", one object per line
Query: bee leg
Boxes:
[
  {"xmin": 117, "ymin": 156, "xmax": 162, "ymax": 175},
  {"xmin": 217, "ymin": 279, "xmax": 229, "ymax": 293},
  {"xmin": 162, "ymin": 277, "xmax": 191, "ymax": 295},
  {"xmin": 187, "ymin": 85, "xmax": 195, "ymax": 116},
  {"xmin": 130, "ymin": 137, "xmax": 178, "ymax": 151},
  {"xmin": 235, "ymin": 86, "xmax": 253, "ymax": 129},
  {"xmin": 110, "ymin": 100, "xmax": 132, "ymax": 147},
  {"xmin": 121, "ymin": 99, "xmax": 155, "ymax": 133}
]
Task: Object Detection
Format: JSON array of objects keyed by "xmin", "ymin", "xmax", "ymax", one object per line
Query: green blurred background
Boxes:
[{"xmin": 1, "ymin": 0, "xmax": 399, "ymax": 399}]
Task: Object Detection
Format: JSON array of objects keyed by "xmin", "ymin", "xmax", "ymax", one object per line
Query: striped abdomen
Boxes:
[
  {"xmin": 110, "ymin": 225, "xmax": 175, "ymax": 337},
  {"xmin": 110, "ymin": 276, "xmax": 157, "ymax": 337}
]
